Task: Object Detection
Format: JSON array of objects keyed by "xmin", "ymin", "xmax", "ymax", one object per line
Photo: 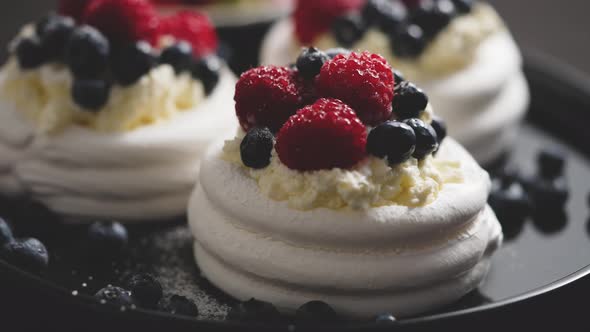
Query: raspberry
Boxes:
[
  {"xmin": 83, "ymin": 0, "xmax": 161, "ymax": 46},
  {"xmin": 235, "ymin": 66, "xmax": 304, "ymax": 132},
  {"xmin": 276, "ymin": 98, "xmax": 367, "ymax": 171},
  {"xmin": 58, "ymin": 0, "xmax": 91, "ymax": 21},
  {"xmin": 294, "ymin": 0, "xmax": 365, "ymax": 44},
  {"xmin": 159, "ymin": 11, "xmax": 218, "ymax": 58},
  {"xmin": 316, "ymin": 51, "xmax": 394, "ymax": 126}
]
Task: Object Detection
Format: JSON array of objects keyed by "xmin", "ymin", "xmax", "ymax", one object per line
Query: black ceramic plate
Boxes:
[{"xmin": 1, "ymin": 51, "xmax": 590, "ymax": 332}]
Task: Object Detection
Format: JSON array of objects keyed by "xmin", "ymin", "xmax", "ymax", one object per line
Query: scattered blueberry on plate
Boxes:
[
  {"xmin": 95, "ymin": 285, "xmax": 135, "ymax": 307},
  {"xmin": 295, "ymin": 301, "xmax": 339, "ymax": 323},
  {"xmin": 1, "ymin": 238, "xmax": 49, "ymax": 273},
  {"xmin": 166, "ymin": 295, "xmax": 199, "ymax": 316},
  {"xmin": 228, "ymin": 298, "xmax": 281, "ymax": 322},
  {"xmin": 125, "ymin": 273, "xmax": 163, "ymax": 309}
]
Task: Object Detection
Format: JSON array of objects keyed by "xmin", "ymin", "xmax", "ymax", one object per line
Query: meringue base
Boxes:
[
  {"xmin": 188, "ymin": 138, "xmax": 502, "ymax": 318},
  {"xmin": 0, "ymin": 68, "xmax": 237, "ymax": 223}
]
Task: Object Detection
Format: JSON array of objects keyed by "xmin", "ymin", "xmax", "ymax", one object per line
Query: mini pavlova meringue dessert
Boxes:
[
  {"xmin": 261, "ymin": 0, "xmax": 529, "ymax": 166},
  {"xmin": 188, "ymin": 49, "xmax": 502, "ymax": 318},
  {"xmin": 152, "ymin": 0, "xmax": 294, "ymax": 27},
  {"xmin": 0, "ymin": 0, "xmax": 236, "ymax": 222}
]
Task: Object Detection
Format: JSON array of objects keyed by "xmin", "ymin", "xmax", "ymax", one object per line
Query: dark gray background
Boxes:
[{"xmin": 0, "ymin": 0, "xmax": 588, "ymax": 75}]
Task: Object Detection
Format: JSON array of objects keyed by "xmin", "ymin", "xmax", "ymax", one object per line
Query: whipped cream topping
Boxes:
[
  {"xmin": 0, "ymin": 59, "xmax": 205, "ymax": 134},
  {"xmin": 222, "ymin": 131, "xmax": 463, "ymax": 211},
  {"xmin": 0, "ymin": 68, "xmax": 237, "ymax": 221},
  {"xmin": 188, "ymin": 138, "xmax": 502, "ymax": 317}
]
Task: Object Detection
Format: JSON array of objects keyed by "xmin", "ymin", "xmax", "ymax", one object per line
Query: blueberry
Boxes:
[
  {"xmin": 111, "ymin": 41, "xmax": 156, "ymax": 86},
  {"xmin": 325, "ymin": 48, "xmax": 351, "ymax": 59},
  {"xmin": 125, "ymin": 273, "xmax": 163, "ymax": 309},
  {"xmin": 537, "ymin": 148, "xmax": 566, "ymax": 180},
  {"xmin": 14, "ymin": 37, "xmax": 47, "ymax": 69},
  {"xmin": 367, "ymin": 121, "xmax": 416, "ymax": 165},
  {"xmin": 295, "ymin": 301, "xmax": 338, "ymax": 323},
  {"xmin": 87, "ymin": 221, "xmax": 128, "ymax": 259},
  {"xmin": 38, "ymin": 15, "xmax": 75, "ymax": 61},
  {"xmin": 393, "ymin": 69, "xmax": 406, "ymax": 86},
  {"xmin": 240, "ymin": 127, "xmax": 274, "ymax": 169},
  {"xmin": 296, "ymin": 47, "xmax": 329, "ymax": 80},
  {"xmin": 375, "ymin": 312, "xmax": 397, "ymax": 324},
  {"xmin": 228, "ymin": 298, "xmax": 281, "ymax": 322},
  {"xmin": 72, "ymin": 79, "xmax": 111, "ymax": 111},
  {"xmin": 332, "ymin": 13, "xmax": 367, "ymax": 47},
  {"xmin": 65, "ymin": 26, "xmax": 110, "ymax": 79},
  {"xmin": 0, "ymin": 218, "xmax": 13, "ymax": 246},
  {"xmin": 393, "ymin": 81, "xmax": 429, "ymax": 119},
  {"xmin": 167, "ymin": 295, "xmax": 199, "ymax": 316},
  {"xmin": 525, "ymin": 177, "xmax": 569, "ymax": 211},
  {"xmin": 1, "ymin": 238, "xmax": 49, "ymax": 273},
  {"xmin": 363, "ymin": 0, "xmax": 407, "ymax": 32},
  {"xmin": 489, "ymin": 179, "xmax": 532, "ymax": 224},
  {"xmin": 391, "ymin": 24, "xmax": 426, "ymax": 57},
  {"xmin": 403, "ymin": 118, "xmax": 438, "ymax": 159},
  {"xmin": 452, "ymin": 0, "xmax": 474, "ymax": 14},
  {"xmin": 192, "ymin": 55, "xmax": 221, "ymax": 95},
  {"xmin": 160, "ymin": 41, "xmax": 194, "ymax": 74},
  {"xmin": 411, "ymin": 0, "xmax": 456, "ymax": 38},
  {"xmin": 35, "ymin": 13, "xmax": 58, "ymax": 37},
  {"xmin": 95, "ymin": 285, "xmax": 135, "ymax": 306},
  {"xmin": 430, "ymin": 115, "xmax": 447, "ymax": 144}
]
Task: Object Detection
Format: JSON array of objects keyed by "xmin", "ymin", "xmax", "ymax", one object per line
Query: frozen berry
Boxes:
[
  {"xmin": 367, "ymin": 121, "xmax": 416, "ymax": 165},
  {"xmin": 294, "ymin": 0, "xmax": 365, "ymax": 44},
  {"xmin": 525, "ymin": 177, "xmax": 569, "ymax": 211},
  {"xmin": 192, "ymin": 55, "xmax": 221, "ymax": 95},
  {"xmin": 363, "ymin": 0, "xmax": 407, "ymax": 32},
  {"xmin": 15, "ymin": 38, "xmax": 48, "ymax": 69},
  {"xmin": 160, "ymin": 41, "xmax": 193, "ymax": 74},
  {"xmin": 392, "ymin": 81, "xmax": 428, "ymax": 119},
  {"xmin": 0, "ymin": 218, "xmax": 13, "ymax": 246},
  {"xmin": 411, "ymin": 0, "xmax": 456, "ymax": 38},
  {"xmin": 111, "ymin": 41, "xmax": 156, "ymax": 86},
  {"xmin": 1, "ymin": 238, "xmax": 49, "ymax": 273},
  {"xmin": 235, "ymin": 66, "xmax": 303, "ymax": 132},
  {"xmin": 316, "ymin": 51, "xmax": 394, "ymax": 126},
  {"xmin": 160, "ymin": 11, "xmax": 218, "ymax": 58},
  {"xmin": 430, "ymin": 115, "xmax": 447, "ymax": 144},
  {"xmin": 295, "ymin": 301, "xmax": 339, "ymax": 323},
  {"xmin": 537, "ymin": 148, "xmax": 566, "ymax": 180},
  {"xmin": 403, "ymin": 118, "xmax": 438, "ymax": 159},
  {"xmin": 241, "ymin": 127, "xmax": 274, "ymax": 169},
  {"xmin": 296, "ymin": 47, "xmax": 329, "ymax": 80},
  {"xmin": 325, "ymin": 48, "xmax": 351, "ymax": 59},
  {"xmin": 332, "ymin": 13, "xmax": 366, "ymax": 47},
  {"xmin": 391, "ymin": 24, "xmax": 426, "ymax": 57},
  {"xmin": 228, "ymin": 298, "xmax": 281, "ymax": 322},
  {"xmin": 276, "ymin": 98, "xmax": 367, "ymax": 171},
  {"xmin": 87, "ymin": 221, "xmax": 128, "ymax": 258},
  {"xmin": 59, "ymin": 0, "xmax": 91, "ymax": 21},
  {"xmin": 452, "ymin": 0, "xmax": 474, "ymax": 14},
  {"xmin": 376, "ymin": 313, "xmax": 397, "ymax": 324},
  {"xmin": 125, "ymin": 273, "xmax": 163, "ymax": 308},
  {"xmin": 38, "ymin": 15, "xmax": 76, "ymax": 61},
  {"xmin": 83, "ymin": 0, "xmax": 161, "ymax": 46},
  {"xmin": 95, "ymin": 285, "xmax": 135, "ymax": 306},
  {"xmin": 72, "ymin": 79, "xmax": 111, "ymax": 110},
  {"xmin": 65, "ymin": 25, "xmax": 110, "ymax": 78}
]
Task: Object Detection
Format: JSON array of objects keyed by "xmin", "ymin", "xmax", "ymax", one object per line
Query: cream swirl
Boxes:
[
  {"xmin": 260, "ymin": 3, "xmax": 529, "ymax": 165},
  {"xmin": 188, "ymin": 138, "xmax": 502, "ymax": 317},
  {"xmin": 0, "ymin": 67, "xmax": 237, "ymax": 222}
]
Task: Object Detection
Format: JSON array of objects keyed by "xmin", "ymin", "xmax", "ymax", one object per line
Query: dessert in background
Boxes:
[
  {"xmin": 189, "ymin": 48, "xmax": 502, "ymax": 317},
  {"xmin": 0, "ymin": 0, "xmax": 236, "ymax": 222},
  {"xmin": 152, "ymin": 0, "xmax": 294, "ymax": 27},
  {"xmin": 261, "ymin": 0, "xmax": 530, "ymax": 165}
]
